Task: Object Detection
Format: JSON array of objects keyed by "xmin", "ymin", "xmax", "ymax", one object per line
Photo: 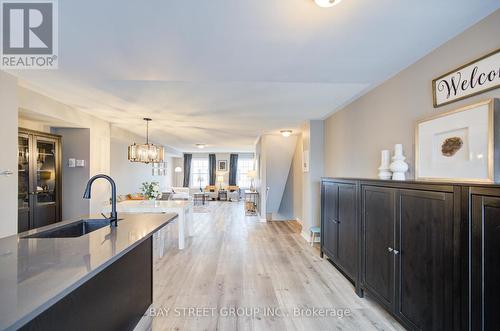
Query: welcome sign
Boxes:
[{"xmin": 432, "ymin": 48, "xmax": 500, "ymax": 107}]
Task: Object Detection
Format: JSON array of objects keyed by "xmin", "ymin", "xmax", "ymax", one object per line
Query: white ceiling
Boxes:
[{"xmin": 9, "ymin": 0, "xmax": 499, "ymax": 152}]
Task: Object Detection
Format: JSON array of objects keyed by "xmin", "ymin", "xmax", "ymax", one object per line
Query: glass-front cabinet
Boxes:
[{"xmin": 18, "ymin": 129, "xmax": 61, "ymax": 232}]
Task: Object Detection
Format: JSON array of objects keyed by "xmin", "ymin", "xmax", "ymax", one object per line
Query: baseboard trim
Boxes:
[{"xmin": 301, "ymin": 230, "xmax": 320, "ymax": 243}]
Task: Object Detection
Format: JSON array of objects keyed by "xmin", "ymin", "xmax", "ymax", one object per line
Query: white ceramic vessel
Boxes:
[
  {"xmin": 378, "ymin": 150, "xmax": 392, "ymax": 180},
  {"xmin": 390, "ymin": 144, "xmax": 409, "ymax": 180}
]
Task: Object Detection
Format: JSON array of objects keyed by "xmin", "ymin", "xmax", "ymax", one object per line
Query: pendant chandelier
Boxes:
[{"xmin": 128, "ymin": 118, "xmax": 165, "ymax": 164}]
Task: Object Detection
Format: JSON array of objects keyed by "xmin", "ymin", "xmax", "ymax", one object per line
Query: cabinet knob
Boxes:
[
  {"xmin": 393, "ymin": 249, "xmax": 400, "ymax": 255},
  {"xmin": 387, "ymin": 247, "xmax": 393, "ymax": 252}
]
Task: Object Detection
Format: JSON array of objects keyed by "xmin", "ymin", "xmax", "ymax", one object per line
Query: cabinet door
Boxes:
[
  {"xmin": 337, "ymin": 183, "xmax": 357, "ymax": 280},
  {"xmin": 18, "ymin": 134, "xmax": 31, "ymax": 232},
  {"xmin": 362, "ymin": 185, "xmax": 396, "ymax": 310},
  {"xmin": 33, "ymin": 135, "xmax": 59, "ymax": 228},
  {"xmin": 396, "ymin": 189, "xmax": 454, "ymax": 331},
  {"xmin": 322, "ymin": 182, "xmax": 338, "ymax": 259},
  {"xmin": 471, "ymin": 195, "xmax": 500, "ymax": 331}
]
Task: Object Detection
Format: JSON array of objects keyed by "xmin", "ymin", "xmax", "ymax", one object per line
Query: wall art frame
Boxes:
[
  {"xmin": 218, "ymin": 160, "xmax": 228, "ymax": 172},
  {"xmin": 432, "ymin": 48, "xmax": 500, "ymax": 107},
  {"xmin": 415, "ymin": 99, "xmax": 499, "ymax": 183}
]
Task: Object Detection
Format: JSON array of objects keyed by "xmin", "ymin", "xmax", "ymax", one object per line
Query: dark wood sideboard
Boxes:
[{"xmin": 321, "ymin": 177, "xmax": 500, "ymax": 331}]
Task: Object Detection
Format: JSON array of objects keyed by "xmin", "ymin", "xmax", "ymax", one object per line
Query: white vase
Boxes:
[
  {"xmin": 378, "ymin": 150, "xmax": 392, "ymax": 180},
  {"xmin": 389, "ymin": 144, "xmax": 409, "ymax": 181}
]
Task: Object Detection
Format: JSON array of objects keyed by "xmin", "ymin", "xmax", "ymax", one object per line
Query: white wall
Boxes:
[
  {"xmin": 0, "ymin": 72, "xmax": 18, "ymax": 238},
  {"xmin": 256, "ymin": 134, "xmax": 297, "ymax": 220},
  {"xmin": 277, "ymin": 120, "xmax": 324, "ymax": 240},
  {"xmin": 18, "ymin": 118, "xmax": 51, "ymax": 132},
  {"xmin": 255, "ymin": 138, "xmax": 265, "ymax": 219},
  {"xmin": 110, "ymin": 126, "xmax": 173, "ymax": 195},
  {"xmin": 277, "ymin": 136, "xmax": 303, "ymax": 220},
  {"xmin": 265, "ymin": 135, "xmax": 297, "ymax": 216},
  {"xmin": 302, "ymin": 120, "xmax": 324, "ymax": 235},
  {"xmin": 281, "ymin": 129, "xmax": 308, "ymax": 223},
  {"xmin": 292, "ymin": 134, "xmax": 304, "ymax": 221}
]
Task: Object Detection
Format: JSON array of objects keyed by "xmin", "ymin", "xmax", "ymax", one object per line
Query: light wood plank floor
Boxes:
[{"xmin": 152, "ymin": 201, "xmax": 404, "ymax": 331}]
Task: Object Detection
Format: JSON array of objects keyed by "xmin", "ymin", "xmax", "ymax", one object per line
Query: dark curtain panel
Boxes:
[
  {"xmin": 209, "ymin": 154, "xmax": 216, "ymax": 186},
  {"xmin": 229, "ymin": 154, "xmax": 239, "ymax": 186},
  {"xmin": 183, "ymin": 154, "xmax": 192, "ymax": 187}
]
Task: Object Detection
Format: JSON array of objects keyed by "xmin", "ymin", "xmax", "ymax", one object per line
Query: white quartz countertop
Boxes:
[
  {"xmin": 103, "ymin": 199, "xmax": 193, "ymax": 213},
  {"xmin": 0, "ymin": 212, "xmax": 177, "ymax": 331}
]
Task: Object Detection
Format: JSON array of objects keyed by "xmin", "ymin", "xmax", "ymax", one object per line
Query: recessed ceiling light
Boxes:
[
  {"xmin": 315, "ymin": 0, "xmax": 342, "ymax": 8},
  {"xmin": 281, "ymin": 130, "xmax": 292, "ymax": 137},
  {"xmin": 196, "ymin": 144, "xmax": 205, "ymax": 149}
]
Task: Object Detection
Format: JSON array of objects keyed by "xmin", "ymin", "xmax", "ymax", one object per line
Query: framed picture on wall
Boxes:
[
  {"xmin": 218, "ymin": 160, "xmax": 228, "ymax": 172},
  {"xmin": 415, "ymin": 99, "xmax": 499, "ymax": 183},
  {"xmin": 432, "ymin": 48, "xmax": 500, "ymax": 107}
]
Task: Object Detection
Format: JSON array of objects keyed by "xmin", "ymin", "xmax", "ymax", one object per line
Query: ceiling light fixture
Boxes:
[
  {"xmin": 281, "ymin": 130, "xmax": 293, "ymax": 137},
  {"xmin": 128, "ymin": 118, "xmax": 165, "ymax": 164},
  {"xmin": 314, "ymin": 0, "xmax": 342, "ymax": 8},
  {"xmin": 196, "ymin": 144, "xmax": 205, "ymax": 149}
]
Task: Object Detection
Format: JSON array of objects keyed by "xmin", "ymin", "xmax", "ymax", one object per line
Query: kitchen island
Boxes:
[
  {"xmin": 103, "ymin": 200, "xmax": 194, "ymax": 250},
  {"xmin": 0, "ymin": 213, "xmax": 177, "ymax": 331}
]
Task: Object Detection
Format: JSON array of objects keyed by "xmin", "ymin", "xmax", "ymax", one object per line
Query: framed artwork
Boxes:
[
  {"xmin": 432, "ymin": 48, "xmax": 500, "ymax": 107},
  {"xmin": 415, "ymin": 99, "xmax": 498, "ymax": 183},
  {"xmin": 218, "ymin": 160, "xmax": 228, "ymax": 172}
]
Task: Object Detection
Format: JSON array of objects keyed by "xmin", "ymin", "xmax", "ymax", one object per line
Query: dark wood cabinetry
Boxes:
[
  {"xmin": 362, "ymin": 186, "xmax": 396, "ymax": 310},
  {"xmin": 321, "ymin": 181, "xmax": 338, "ymax": 259},
  {"xmin": 337, "ymin": 183, "xmax": 357, "ymax": 280},
  {"xmin": 18, "ymin": 128, "xmax": 62, "ymax": 233},
  {"xmin": 470, "ymin": 187, "xmax": 500, "ymax": 331},
  {"xmin": 322, "ymin": 178, "xmax": 468, "ymax": 331},
  {"xmin": 321, "ymin": 180, "xmax": 359, "ymax": 290},
  {"xmin": 396, "ymin": 189, "xmax": 454, "ymax": 331}
]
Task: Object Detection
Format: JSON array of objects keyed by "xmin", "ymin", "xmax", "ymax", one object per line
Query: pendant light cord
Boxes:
[{"xmin": 144, "ymin": 117, "xmax": 152, "ymax": 145}]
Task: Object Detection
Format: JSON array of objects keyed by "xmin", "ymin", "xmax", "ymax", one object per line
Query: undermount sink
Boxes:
[{"xmin": 22, "ymin": 219, "xmax": 112, "ymax": 239}]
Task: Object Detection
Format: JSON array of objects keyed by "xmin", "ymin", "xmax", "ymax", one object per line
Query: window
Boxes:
[
  {"xmin": 191, "ymin": 158, "xmax": 209, "ymax": 188},
  {"xmin": 237, "ymin": 159, "xmax": 254, "ymax": 188}
]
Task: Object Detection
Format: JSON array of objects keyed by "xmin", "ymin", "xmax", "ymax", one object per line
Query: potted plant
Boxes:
[{"xmin": 141, "ymin": 181, "xmax": 160, "ymax": 200}]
